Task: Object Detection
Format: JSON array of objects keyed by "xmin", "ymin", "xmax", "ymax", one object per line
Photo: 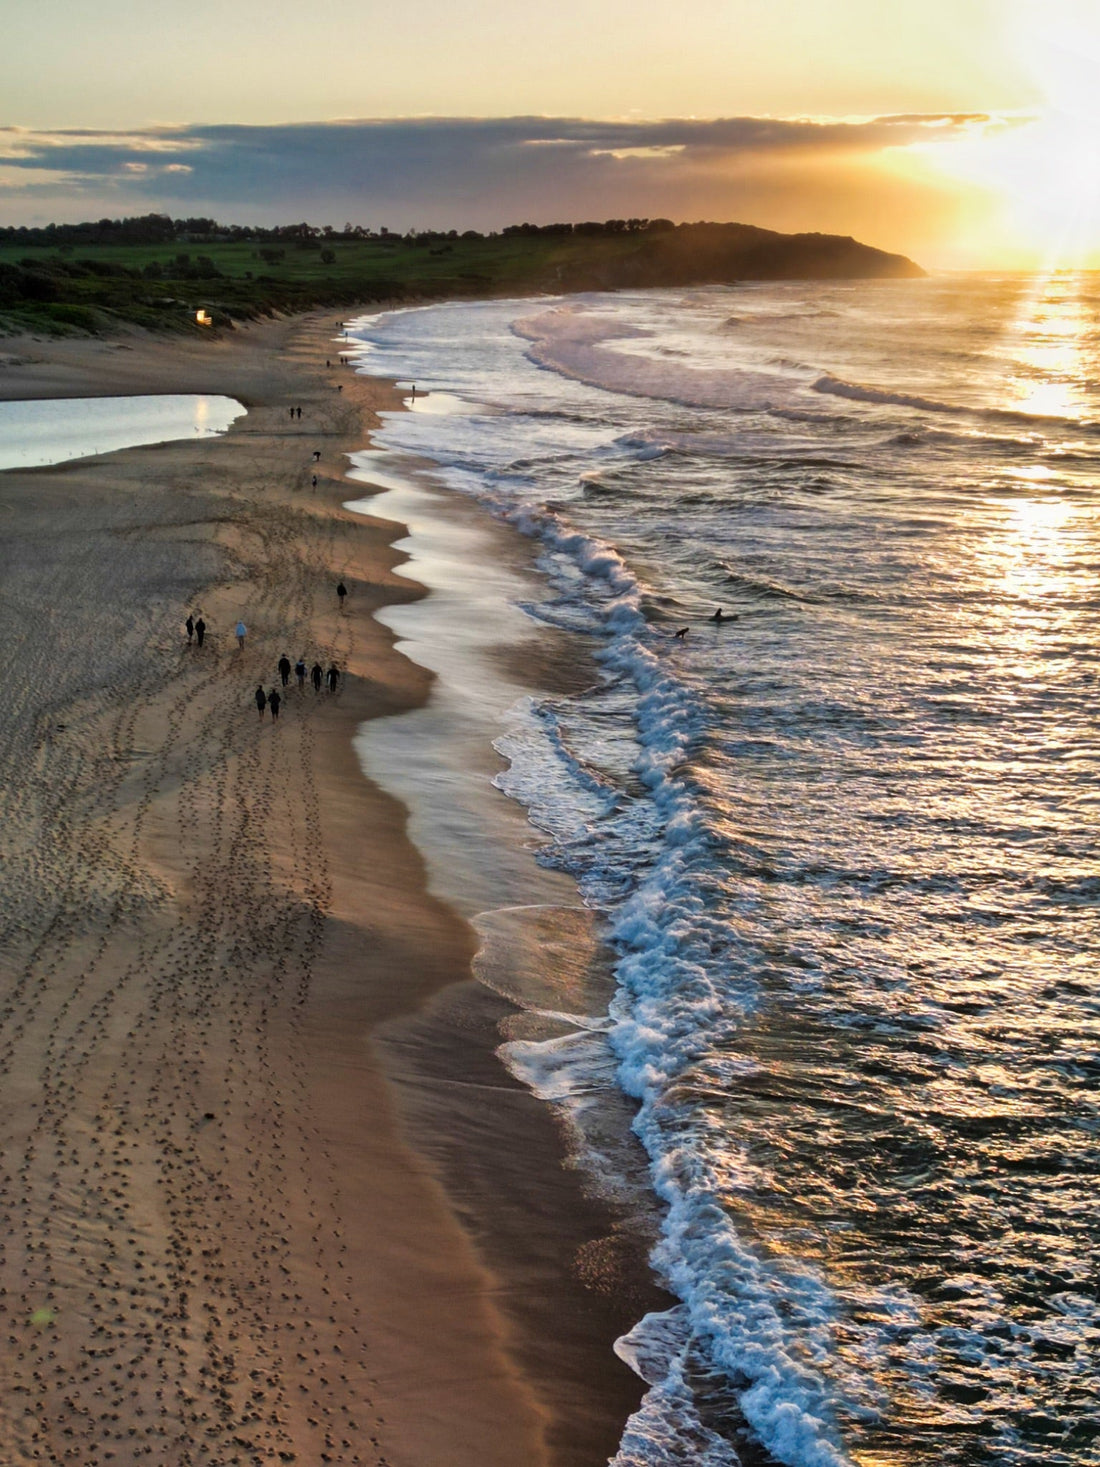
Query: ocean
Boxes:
[{"xmin": 344, "ymin": 277, "xmax": 1100, "ymax": 1467}]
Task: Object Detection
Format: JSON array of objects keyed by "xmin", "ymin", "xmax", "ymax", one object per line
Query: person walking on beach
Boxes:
[
  {"xmin": 311, "ymin": 662, "xmax": 323, "ymax": 693},
  {"xmin": 313, "ymin": 450, "xmax": 321, "ymax": 463},
  {"xmin": 185, "ymin": 614, "xmax": 194, "ymax": 644},
  {"xmin": 269, "ymin": 688, "xmax": 282, "ymax": 720},
  {"xmin": 336, "ymin": 581, "xmax": 347, "ymax": 608},
  {"xmin": 311, "ymin": 475, "xmax": 318, "ymax": 491},
  {"xmin": 236, "ymin": 620, "xmax": 247, "ymax": 649},
  {"xmin": 278, "ymin": 654, "xmax": 292, "ymax": 687},
  {"xmin": 326, "ymin": 664, "xmax": 340, "ymax": 693},
  {"xmin": 195, "ymin": 616, "xmax": 206, "ymax": 647},
  {"xmin": 295, "ymin": 657, "xmax": 307, "ymax": 689},
  {"xmin": 255, "ymin": 685, "xmax": 267, "ymax": 718}
]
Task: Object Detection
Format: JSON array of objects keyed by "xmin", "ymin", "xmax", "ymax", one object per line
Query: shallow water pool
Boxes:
[{"xmin": 0, "ymin": 394, "xmax": 245, "ymax": 471}]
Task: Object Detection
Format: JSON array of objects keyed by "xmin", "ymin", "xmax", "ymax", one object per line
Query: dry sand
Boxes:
[{"xmin": 0, "ymin": 313, "xmax": 657, "ymax": 1467}]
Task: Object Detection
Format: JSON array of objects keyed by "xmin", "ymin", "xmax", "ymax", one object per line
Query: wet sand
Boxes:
[{"xmin": 0, "ymin": 312, "xmax": 656, "ymax": 1467}]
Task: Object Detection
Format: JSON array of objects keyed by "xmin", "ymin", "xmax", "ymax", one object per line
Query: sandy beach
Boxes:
[{"xmin": 0, "ymin": 313, "xmax": 656, "ymax": 1467}]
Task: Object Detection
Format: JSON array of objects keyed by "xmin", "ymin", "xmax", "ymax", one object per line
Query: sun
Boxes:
[
  {"xmin": 887, "ymin": 0, "xmax": 1100, "ymax": 268},
  {"xmin": 941, "ymin": 111, "xmax": 1100, "ymax": 266}
]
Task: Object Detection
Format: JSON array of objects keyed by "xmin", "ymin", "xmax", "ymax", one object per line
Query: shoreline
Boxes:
[{"xmin": 0, "ymin": 311, "xmax": 657, "ymax": 1466}]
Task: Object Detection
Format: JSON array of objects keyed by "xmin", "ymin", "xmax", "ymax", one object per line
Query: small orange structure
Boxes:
[{"xmin": 196, "ymin": 309, "xmax": 212, "ymax": 327}]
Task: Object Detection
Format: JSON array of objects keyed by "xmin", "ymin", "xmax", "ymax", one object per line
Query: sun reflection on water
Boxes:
[
  {"xmin": 984, "ymin": 494, "xmax": 1080, "ymax": 679},
  {"xmin": 1004, "ymin": 273, "xmax": 1095, "ymax": 418}
]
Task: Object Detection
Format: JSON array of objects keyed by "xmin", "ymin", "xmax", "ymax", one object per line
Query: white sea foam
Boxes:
[
  {"xmin": 515, "ymin": 305, "xmax": 813, "ymax": 413},
  {"xmin": 345, "ymin": 297, "xmax": 873, "ymax": 1466}
]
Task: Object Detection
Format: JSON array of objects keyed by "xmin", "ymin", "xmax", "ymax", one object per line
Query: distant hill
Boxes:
[
  {"xmin": 0, "ymin": 215, "xmax": 923, "ymax": 335},
  {"xmin": 550, "ymin": 221, "xmax": 923, "ymax": 291}
]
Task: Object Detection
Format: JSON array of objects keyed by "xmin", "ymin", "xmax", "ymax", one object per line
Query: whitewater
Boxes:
[{"xmin": 346, "ymin": 276, "xmax": 1100, "ymax": 1467}]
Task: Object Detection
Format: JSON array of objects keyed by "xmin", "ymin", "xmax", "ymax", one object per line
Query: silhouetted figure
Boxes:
[
  {"xmin": 289, "ymin": 407, "xmax": 295, "ymax": 421},
  {"xmin": 295, "ymin": 658, "xmax": 307, "ymax": 689},
  {"xmin": 326, "ymin": 359, "xmax": 331, "ymax": 368},
  {"xmin": 195, "ymin": 617, "xmax": 206, "ymax": 647},
  {"xmin": 296, "ymin": 406, "xmax": 302, "ymax": 420},
  {"xmin": 311, "ymin": 662, "xmax": 323, "ymax": 693},
  {"xmin": 326, "ymin": 665, "xmax": 339, "ymax": 693},
  {"xmin": 278, "ymin": 654, "xmax": 292, "ymax": 687},
  {"xmin": 255, "ymin": 686, "xmax": 267, "ymax": 718},
  {"xmin": 313, "ymin": 450, "xmax": 321, "ymax": 462},
  {"xmin": 674, "ymin": 627, "xmax": 689, "ymax": 640},
  {"xmin": 185, "ymin": 614, "xmax": 194, "ymax": 644},
  {"xmin": 710, "ymin": 607, "xmax": 730, "ymax": 624},
  {"xmin": 235, "ymin": 620, "xmax": 247, "ymax": 649},
  {"xmin": 311, "ymin": 475, "xmax": 318, "ymax": 490},
  {"xmin": 337, "ymin": 581, "xmax": 347, "ymax": 607},
  {"xmin": 269, "ymin": 688, "xmax": 282, "ymax": 719}
]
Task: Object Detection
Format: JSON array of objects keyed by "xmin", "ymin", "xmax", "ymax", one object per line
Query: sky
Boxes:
[{"xmin": 3, "ymin": 0, "xmax": 1099, "ymax": 267}]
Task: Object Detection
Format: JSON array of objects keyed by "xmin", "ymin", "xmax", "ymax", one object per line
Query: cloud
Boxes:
[{"xmin": 0, "ymin": 113, "xmax": 1004, "ymax": 258}]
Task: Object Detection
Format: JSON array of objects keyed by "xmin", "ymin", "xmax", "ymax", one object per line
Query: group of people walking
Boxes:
[
  {"xmin": 183, "ymin": 606, "xmax": 342, "ymax": 723},
  {"xmin": 255, "ymin": 656, "xmax": 340, "ymax": 718}
]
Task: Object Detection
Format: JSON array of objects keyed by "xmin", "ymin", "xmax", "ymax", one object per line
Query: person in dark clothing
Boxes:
[
  {"xmin": 255, "ymin": 686, "xmax": 267, "ymax": 718},
  {"xmin": 186, "ymin": 614, "xmax": 194, "ymax": 643},
  {"xmin": 195, "ymin": 617, "xmax": 206, "ymax": 647},
  {"xmin": 278, "ymin": 654, "xmax": 292, "ymax": 687},
  {"xmin": 269, "ymin": 688, "xmax": 282, "ymax": 720},
  {"xmin": 311, "ymin": 475, "xmax": 318, "ymax": 491},
  {"xmin": 296, "ymin": 407, "xmax": 302, "ymax": 420},
  {"xmin": 295, "ymin": 657, "xmax": 307, "ymax": 689},
  {"xmin": 311, "ymin": 663, "xmax": 323, "ymax": 693},
  {"xmin": 326, "ymin": 665, "xmax": 339, "ymax": 693},
  {"xmin": 336, "ymin": 581, "xmax": 347, "ymax": 607},
  {"xmin": 289, "ymin": 407, "xmax": 295, "ymax": 421}
]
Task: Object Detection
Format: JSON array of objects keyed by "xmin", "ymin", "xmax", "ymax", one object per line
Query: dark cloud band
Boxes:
[{"xmin": 0, "ymin": 112, "xmax": 999, "ymax": 230}]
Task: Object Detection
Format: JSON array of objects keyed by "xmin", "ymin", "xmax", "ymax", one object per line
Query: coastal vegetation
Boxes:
[{"xmin": 0, "ymin": 213, "xmax": 923, "ymax": 335}]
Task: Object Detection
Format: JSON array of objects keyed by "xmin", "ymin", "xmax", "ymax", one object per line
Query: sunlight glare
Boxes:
[{"xmin": 890, "ymin": 1, "xmax": 1100, "ymax": 266}]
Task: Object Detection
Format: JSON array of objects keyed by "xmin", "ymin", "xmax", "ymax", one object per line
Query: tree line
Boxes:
[{"xmin": 0, "ymin": 213, "xmax": 678, "ymax": 248}]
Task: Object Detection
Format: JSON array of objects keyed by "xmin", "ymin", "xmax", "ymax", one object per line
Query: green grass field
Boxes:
[{"xmin": 0, "ymin": 232, "xmax": 640, "ymax": 336}]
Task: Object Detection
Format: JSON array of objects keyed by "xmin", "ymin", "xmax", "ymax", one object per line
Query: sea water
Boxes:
[
  {"xmin": 0, "ymin": 394, "xmax": 244, "ymax": 471},
  {"xmin": 345, "ymin": 278, "xmax": 1100, "ymax": 1467}
]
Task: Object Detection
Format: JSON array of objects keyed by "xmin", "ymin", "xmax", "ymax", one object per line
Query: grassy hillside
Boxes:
[{"xmin": 0, "ymin": 218, "xmax": 923, "ymax": 336}]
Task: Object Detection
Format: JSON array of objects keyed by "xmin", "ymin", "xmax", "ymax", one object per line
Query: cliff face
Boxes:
[{"xmin": 557, "ymin": 221, "xmax": 924, "ymax": 291}]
